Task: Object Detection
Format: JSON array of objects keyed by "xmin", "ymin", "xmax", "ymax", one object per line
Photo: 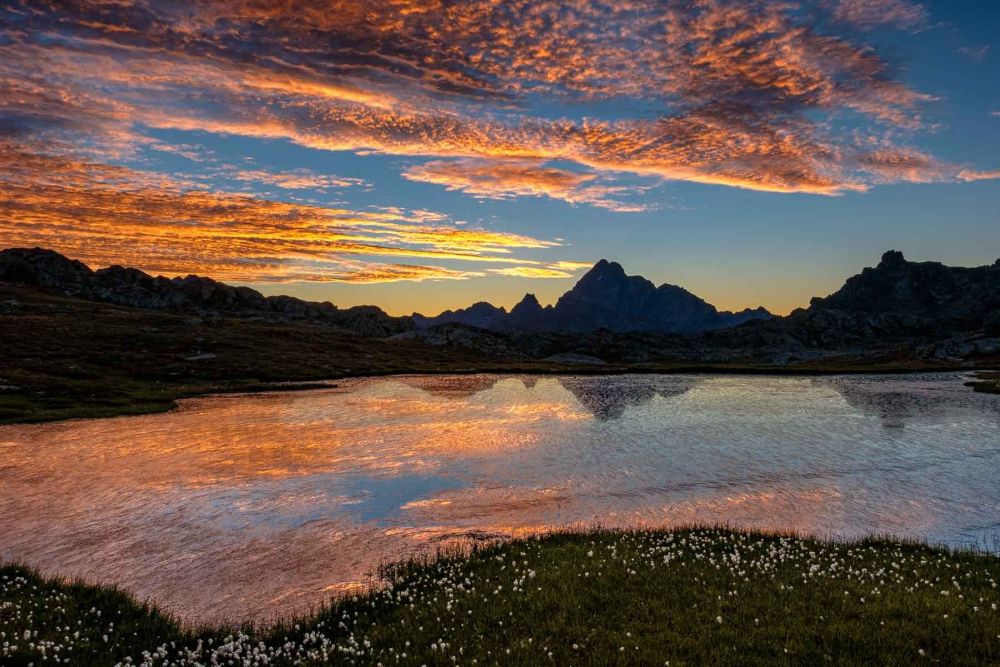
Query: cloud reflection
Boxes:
[{"xmin": 2, "ymin": 374, "xmax": 999, "ymax": 625}]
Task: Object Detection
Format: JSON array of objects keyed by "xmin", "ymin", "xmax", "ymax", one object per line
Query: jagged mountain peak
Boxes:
[
  {"xmin": 574, "ymin": 259, "xmax": 643, "ymax": 288},
  {"xmin": 419, "ymin": 259, "xmax": 772, "ymax": 334},
  {"xmin": 879, "ymin": 249, "xmax": 906, "ymax": 268},
  {"xmin": 512, "ymin": 292, "xmax": 542, "ymax": 312},
  {"xmin": 582, "ymin": 258, "xmax": 626, "ymax": 278}
]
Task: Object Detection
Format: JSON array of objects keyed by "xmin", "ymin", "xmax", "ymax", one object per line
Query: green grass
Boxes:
[
  {"xmin": 967, "ymin": 371, "xmax": 1000, "ymax": 394},
  {"xmin": 3, "ymin": 528, "xmax": 1000, "ymax": 665}
]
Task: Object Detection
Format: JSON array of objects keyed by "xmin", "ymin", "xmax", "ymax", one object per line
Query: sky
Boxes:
[{"xmin": 0, "ymin": 0, "xmax": 998, "ymax": 316}]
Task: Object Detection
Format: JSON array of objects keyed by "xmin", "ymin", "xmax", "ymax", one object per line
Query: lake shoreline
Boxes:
[
  {"xmin": 4, "ymin": 526, "xmax": 1000, "ymax": 665},
  {"xmin": 4, "ymin": 282, "xmax": 998, "ymax": 426},
  {"xmin": 3, "ymin": 361, "xmax": 993, "ymax": 426}
]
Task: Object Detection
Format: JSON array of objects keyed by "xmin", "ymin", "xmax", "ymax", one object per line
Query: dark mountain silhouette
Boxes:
[
  {"xmin": 507, "ymin": 293, "xmax": 551, "ymax": 329},
  {"xmin": 415, "ymin": 259, "xmax": 772, "ymax": 335},
  {"xmin": 0, "ymin": 247, "xmax": 412, "ymax": 337},
  {"xmin": 398, "ymin": 251, "xmax": 1000, "ymax": 365},
  {"xmin": 807, "ymin": 250, "xmax": 1000, "ymax": 325},
  {"xmin": 4, "ymin": 247, "xmax": 998, "ymax": 364},
  {"xmin": 412, "ymin": 301, "xmax": 507, "ymax": 330},
  {"xmin": 702, "ymin": 250, "xmax": 1000, "ymax": 361}
]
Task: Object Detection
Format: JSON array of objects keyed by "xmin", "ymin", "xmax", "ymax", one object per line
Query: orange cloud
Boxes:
[
  {"xmin": 403, "ymin": 159, "xmax": 652, "ymax": 212},
  {"xmin": 488, "ymin": 265, "xmax": 585, "ymax": 279},
  {"xmin": 0, "ymin": 145, "xmax": 564, "ymax": 284},
  {"xmin": 0, "ymin": 0, "xmax": 994, "ymax": 239}
]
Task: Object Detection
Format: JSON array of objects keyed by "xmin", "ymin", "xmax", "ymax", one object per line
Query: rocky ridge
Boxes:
[
  {"xmin": 415, "ymin": 259, "xmax": 772, "ymax": 334},
  {"xmin": 0, "ymin": 248, "xmax": 413, "ymax": 337}
]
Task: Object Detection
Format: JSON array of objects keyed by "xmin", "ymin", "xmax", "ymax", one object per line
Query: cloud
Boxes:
[
  {"xmin": 217, "ymin": 167, "xmax": 370, "ymax": 191},
  {"xmin": 0, "ymin": 0, "xmax": 977, "ymax": 198},
  {"xmin": 0, "ymin": 144, "xmax": 567, "ymax": 284},
  {"xmin": 957, "ymin": 169, "xmax": 1000, "ymax": 183},
  {"xmin": 830, "ymin": 0, "xmax": 929, "ymax": 32},
  {"xmin": 958, "ymin": 46, "xmax": 990, "ymax": 61},
  {"xmin": 403, "ymin": 159, "xmax": 653, "ymax": 212},
  {"xmin": 488, "ymin": 264, "xmax": 588, "ymax": 279}
]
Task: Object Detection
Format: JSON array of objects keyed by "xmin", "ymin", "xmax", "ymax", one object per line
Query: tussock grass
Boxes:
[
  {"xmin": 968, "ymin": 371, "xmax": 1000, "ymax": 394},
  {"xmin": 3, "ymin": 527, "xmax": 1000, "ymax": 665}
]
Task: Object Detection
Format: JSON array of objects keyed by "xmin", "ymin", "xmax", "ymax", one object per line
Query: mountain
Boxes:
[
  {"xmin": 783, "ymin": 249, "xmax": 1000, "ymax": 342},
  {"xmin": 507, "ymin": 293, "xmax": 553, "ymax": 330},
  {"xmin": 411, "ymin": 301, "xmax": 508, "ymax": 330},
  {"xmin": 6, "ymin": 247, "xmax": 996, "ymax": 362},
  {"xmin": 546, "ymin": 260, "xmax": 771, "ymax": 333},
  {"xmin": 807, "ymin": 250, "xmax": 1000, "ymax": 325},
  {"xmin": 702, "ymin": 250, "xmax": 1000, "ymax": 361},
  {"xmin": 399, "ymin": 251, "xmax": 1000, "ymax": 365},
  {"xmin": 415, "ymin": 259, "xmax": 772, "ymax": 334},
  {"xmin": 0, "ymin": 247, "xmax": 413, "ymax": 337}
]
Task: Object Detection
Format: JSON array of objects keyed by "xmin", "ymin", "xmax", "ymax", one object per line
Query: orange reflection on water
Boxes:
[{"xmin": 1, "ymin": 373, "xmax": 998, "ymax": 624}]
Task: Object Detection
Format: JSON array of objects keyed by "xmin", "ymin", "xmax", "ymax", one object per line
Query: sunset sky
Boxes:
[{"xmin": 1, "ymin": 0, "xmax": 998, "ymax": 316}]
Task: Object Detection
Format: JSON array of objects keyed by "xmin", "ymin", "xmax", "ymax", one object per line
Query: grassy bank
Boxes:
[
  {"xmin": 0, "ymin": 284, "xmax": 980, "ymax": 425},
  {"xmin": 968, "ymin": 371, "xmax": 1000, "ymax": 394},
  {"xmin": 3, "ymin": 528, "xmax": 999, "ymax": 665}
]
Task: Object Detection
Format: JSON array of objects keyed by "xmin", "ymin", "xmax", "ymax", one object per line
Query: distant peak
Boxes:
[
  {"xmin": 510, "ymin": 292, "xmax": 544, "ymax": 315},
  {"xmin": 582, "ymin": 259, "xmax": 626, "ymax": 279},
  {"xmin": 879, "ymin": 250, "xmax": 906, "ymax": 267}
]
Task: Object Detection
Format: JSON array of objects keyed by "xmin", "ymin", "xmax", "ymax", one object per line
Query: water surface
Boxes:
[{"xmin": 2, "ymin": 373, "xmax": 998, "ymax": 623}]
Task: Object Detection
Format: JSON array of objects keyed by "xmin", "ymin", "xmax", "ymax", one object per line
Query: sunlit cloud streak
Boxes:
[
  {"xmin": 213, "ymin": 166, "xmax": 371, "ymax": 191},
  {"xmin": 489, "ymin": 265, "xmax": 590, "ymax": 279},
  {"xmin": 957, "ymin": 169, "xmax": 1000, "ymax": 183},
  {"xmin": 403, "ymin": 159, "xmax": 653, "ymax": 212},
  {"xmin": 829, "ymin": 0, "xmax": 929, "ymax": 32},
  {"xmin": 0, "ymin": 146, "xmax": 566, "ymax": 284}
]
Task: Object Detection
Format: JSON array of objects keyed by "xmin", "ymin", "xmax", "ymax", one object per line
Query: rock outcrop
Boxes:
[{"xmin": 700, "ymin": 250, "xmax": 1000, "ymax": 361}]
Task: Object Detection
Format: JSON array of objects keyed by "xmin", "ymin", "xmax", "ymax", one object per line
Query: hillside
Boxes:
[
  {"xmin": 0, "ymin": 247, "xmax": 413, "ymax": 337},
  {"xmin": 703, "ymin": 251, "xmax": 1000, "ymax": 360}
]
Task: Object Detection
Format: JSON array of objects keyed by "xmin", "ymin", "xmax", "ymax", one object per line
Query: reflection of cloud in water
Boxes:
[
  {"xmin": 212, "ymin": 472, "xmax": 465, "ymax": 527},
  {"xmin": 814, "ymin": 373, "xmax": 1000, "ymax": 429},
  {"xmin": 2, "ymin": 373, "xmax": 999, "ymax": 625}
]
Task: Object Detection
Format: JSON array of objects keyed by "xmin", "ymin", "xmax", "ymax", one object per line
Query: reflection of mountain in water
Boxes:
[
  {"xmin": 815, "ymin": 374, "xmax": 1000, "ymax": 429},
  {"xmin": 398, "ymin": 375, "xmax": 504, "ymax": 398},
  {"xmin": 558, "ymin": 375, "xmax": 698, "ymax": 421},
  {"xmin": 397, "ymin": 374, "xmax": 696, "ymax": 421}
]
